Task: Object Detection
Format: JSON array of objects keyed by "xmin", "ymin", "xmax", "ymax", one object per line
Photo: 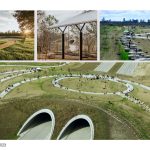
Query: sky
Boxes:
[
  {"xmin": 100, "ymin": 10, "xmax": 150, "ymax": 21},
  {"xmin": 45, "ymin": 10, "xmax": 83, "ymax": 23},
  {"xmin": 0, "ymin": 11, "xmax": 20, "ymax": 32}
]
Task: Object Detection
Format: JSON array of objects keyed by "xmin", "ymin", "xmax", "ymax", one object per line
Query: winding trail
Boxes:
[
  {"xmin": 0, "ymin": 74, "xmax": 131, "ymax": 130},
  {"xmin": 0, "ymin": 69, "xmax": 31, "ymax": 75},
  {"xmin": 0, "ymin": 70, "xmax": 149, "ymax": 137},
  {"xmin": 52, "ymin": 74, "xmax": 150, "ymax": 112},
  {"xmin": 0, "ymin": 73, "xmax": 149, "ymax": 112},
  {"xmin": 52, "ymin": 74, "xmax": 134, "ymax": 95},
  {"xmin": 0, "ymin": 63, "xmax": 150, "ymax": 137},
  {"xmin": 0, "ymin": 70, "xmax": 33, "ymax": 83},
  {"xmin": 0, "ymin": 62, "xmax": 68, "ymax": 83},
  {"xmin": 0, "ymin": 40, "xmax": 16, "ymax": 50}
]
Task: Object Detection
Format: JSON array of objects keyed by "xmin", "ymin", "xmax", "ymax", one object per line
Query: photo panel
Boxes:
[
  {"xmin": 0, "ymin": 62, "xmax": 149, "ymax": 140},
  {"xmin": 37, "ymin": 10, "xmax": 97, "ymax": 61},
  {"xmin": 0, "ymin": 10, "xmax": 35, "ymax": 60},
  {"xmin": 100, "ymin": 10, "xmax": 150, "ymax": 61}
]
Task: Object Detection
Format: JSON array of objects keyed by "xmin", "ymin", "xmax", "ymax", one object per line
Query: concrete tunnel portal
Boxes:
[
  {"xmin": 17, "ymin": 110, "xmax": 94, "ymax": 140},
  {"xmin": 17, "ymin": 109, "xmax": 55, "ymax": 140},
  {"xmin": 57, "ymin": 115, "xmax": 94, "ymax": 140}
]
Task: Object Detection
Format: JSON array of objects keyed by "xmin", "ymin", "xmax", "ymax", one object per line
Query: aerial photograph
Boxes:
[
  {"xmin": 37, "ymin": 10, "xmax": 97, "ymax": 60},
  {"xmin": 0, "ymin": 11, "xmax": 34, "ymax": 60},
  {"xmin": 0, "ymin": 62, "xmax": 149, "ymax": 140},
  {"xmin": 100, "ymin": 10, "xmax": 150, "ymax": 60}
]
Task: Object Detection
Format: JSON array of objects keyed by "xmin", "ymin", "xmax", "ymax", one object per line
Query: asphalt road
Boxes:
[
  {"xmin": 60, "ymin": 126, "xmax": 91, "ymax": 140},
  {"xmin": 19, "ymin": 121, "xmax": 52, "ymax": 140}
]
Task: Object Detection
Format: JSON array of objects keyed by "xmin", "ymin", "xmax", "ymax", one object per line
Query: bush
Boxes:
[
  {"xmin": 118, "ymin": 43, "xmax": 129, "ymax": 60},
  {"xmin": 120, "ymin": 49, "xmax": 129, "ymax": 60}
]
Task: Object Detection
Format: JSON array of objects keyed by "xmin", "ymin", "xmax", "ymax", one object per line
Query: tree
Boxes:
[
  {"xmin": 13, "ymin": 11, "xmax": 34, "ymax": 33},
  {"xmin": 37, "ymin": 11, "xmax": 58, "ymax": 32},
  {"xmin": 37, "ymin": 11, "xmax": 59, "ymax": 59},
  {"xmin": 45, "ymin": 15, "xmax": 58, "ymax": 28},
  {"xmin": 37, "ymin": 11, "xmax": 46, "ymax": 33}
]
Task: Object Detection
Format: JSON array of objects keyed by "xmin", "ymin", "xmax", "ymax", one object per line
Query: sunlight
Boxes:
[{"xmin": 24, "ymin": 29, "xmax": 31, "ymax": 35}]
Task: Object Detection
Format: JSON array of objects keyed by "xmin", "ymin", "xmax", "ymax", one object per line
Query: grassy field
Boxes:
[
  {"xmin": 0, "ymin": 66, "xmax": 31, "ymax": 72},
  {"xmin": 134, "ymin": 26, "xmax": 150, "ymax": 34},
  {"xmin": 0, "ymin": 40, "xmax": 7, "ymax": 45},
  {"xmin": 59, "ymin": 78, "xmax": 126, "ymax": 93},
  {"xmin": 0, "ymin": 96, "xmax": 138, "ymax": 140},
  {"xmin": 0, "ymin": 62, "xmax": 63, "ymax": 66},
  {"xmin": 100, "ymin": 25, "xmax": 125, "ymax": 60},
  {"xmin": 64, "ymin": 62, "xmax": 100, "ymax": 74},
  {"xmin": 3, "ymin": 77, "xmax": 149, "ymax": 139},
  {"xmin": 134, "ymin": 38, "xmax": 150, "ymax": 55},
  {"xmin": 0, "ymin": 62, "xmax": 63, "ymax": 72},
  {"xmin": 0, "ymin": 62, "xmax": 149, "ymax": 139},
  {"xmin": 0, "ymin": 73, "xmax": 42, "ymax": 93},
  {"xmin": 0, "ymin": 38, "xmax": 34, "ymax": 60},
  {"xmin": 129, "ymin": 85, "xmax": 150, "ymax": 106}
]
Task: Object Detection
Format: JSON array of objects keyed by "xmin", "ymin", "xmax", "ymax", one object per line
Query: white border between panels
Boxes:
[{"xmin": 34, "ymin": 10, "xmax": 37, "ymax": 62}]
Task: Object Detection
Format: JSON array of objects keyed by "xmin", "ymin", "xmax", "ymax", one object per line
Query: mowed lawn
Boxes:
[
  {"xmin": 0, "ymin": 38, "xmax": 34, "ymax": 60},
  {"xmin": 59, "ymin": 78, "xmax": 126, "ymax": 93}
]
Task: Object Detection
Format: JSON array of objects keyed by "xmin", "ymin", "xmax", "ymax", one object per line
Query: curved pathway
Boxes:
[
  {"xmin": 0, "ymin": 74, "xmax": 131, "ymax": 130},
  {"xmin": 52, "ymin": 74, "xmax": 133, "ymax": 95},
  {"xmin": 0, "ymin": 73, "xmax": 149, "ymax": 112},
  {"xmin": 52, "ymin": 74, "xmax": 150, "ymax": 112},
  {"xmin": 0, "ymin": 40, "xmax": 16, "ymax": 50},
  {"xmin": 0, "ymin": 62, "xmax": 69, "ymax": 83},
  {"xmin": 0, "ymin": 75, "xmax": 55, "ymax": 98},
  {"xmin": 0, "ymin": 70, "xmax": 33, "ymax": 83},
  {"xmin": 0, "ymin": 72, "xmax": 149, "ymax": 138}
]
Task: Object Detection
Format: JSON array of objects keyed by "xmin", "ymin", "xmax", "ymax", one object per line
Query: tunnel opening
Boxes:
[
  {"xmin": 20, "ymin": 113, "xmax": 51, "ymax": 133},
  {"xmin": 17, "ymin": 109, "xmax": 55, "ymax": 140},
  {"xmin": 58, "ymin": 115, "xmax": 94, "ymax": 140}
]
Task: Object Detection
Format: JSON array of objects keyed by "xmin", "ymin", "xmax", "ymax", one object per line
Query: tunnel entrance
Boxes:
[
  {"xmin": 58, "ymin": 115, "xmax": 94, "ymax": 140},
  {"xmin": 17, "ymin": 109, "xmax": 55, "ymax": 140}
]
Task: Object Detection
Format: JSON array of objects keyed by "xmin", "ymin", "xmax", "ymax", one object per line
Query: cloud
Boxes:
[
  {"xmin": 100, "ymin": 10, "xmax": 150, "ymax": 21},
  {"xmin": 0, "ymin": 11, "xmax": 19, "ymax": 32},
  {"xmin": 0, "ymin": 22, "xmax": 6, "ymax": 27}
]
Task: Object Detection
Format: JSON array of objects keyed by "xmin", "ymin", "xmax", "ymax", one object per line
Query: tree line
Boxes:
[
  {"xmin": 101, "ymin": 18, "xmax": 150, "ymax": 26},
  {"xmin": 0, "ymin": 31, "xmax": 22, "ymax": 36}
]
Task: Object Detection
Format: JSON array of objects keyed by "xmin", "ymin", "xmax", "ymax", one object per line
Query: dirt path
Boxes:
[{"xmin": 0, "ymin": 40, "xmax": 16, "ymax": 50}]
